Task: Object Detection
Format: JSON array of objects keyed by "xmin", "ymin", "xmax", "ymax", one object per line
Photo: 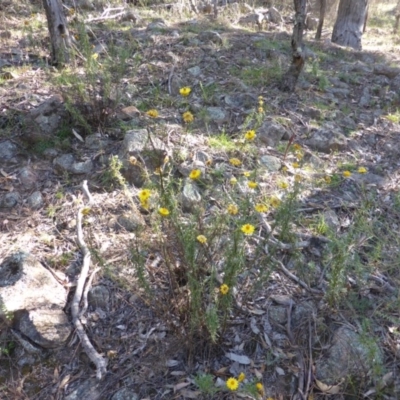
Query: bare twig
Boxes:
[
  {"xmin": 71, "ymin": 184, "xmax": 107, "ymax": 380},
  {"xmin": 79, "ymin": 267, "xmax": 100, "ymax": 318}
]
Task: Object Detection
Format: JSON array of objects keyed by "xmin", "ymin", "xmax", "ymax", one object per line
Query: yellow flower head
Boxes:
[
  {"xmin": 238, "ymin": 372, "xmax": 245, "ymax": 382},
  {"xmin": 244, "ymin": 130, "xmax": 256, "ymax": 141},
  {"xmin": 258, "ymin": 107, "xmax": 264, "ymax": 113},
  {"xmin": 141, "ymin": 199, "xmax": 150, "ymax": 210},
  {"xmin": 81, "ymin": 207, "xmax": 91, "ymax": 216},
  {"xmin": 324, "ymin": 175, "xmax": 332, "ymax": 184},
  {"xmin": 255, "ymin": 203, "xmax": 268, "ymax": 213},
  {"xmin": 138, "ymin": 189, "xmax": 151, "ymax": 202},
  {"xmin": 91, "ymin": 53, "xmax": 99, "ymax": 60},
  {"xmin": 281, "ymin": 166, "xmax": 288, "ymax": 173},
  {"xmin": 258, "ymin": 95, "xmax": 263, "ymax": 101},
  {"xmin": 227, "ymin": 204, "xmax": 239, "ymax": 215},
  {"xmin": 241, "ymin": 224, "xmax": 255, "ymax": 235},
  {"xmin": 189, "ymin": 169, "xmax": 201, "ymax": 180},
  {"xmin": 220, "ymin": 284, "xmax": 229, "ymax": 295},
  {"xmin": 278, "ymin": 181, "xmax": 289, "ymax": 190},
  {"xmin": 256, "ymin": 382, "xmax": 264, "ymax": 394},
  {"xmin": 129, "ymin": 156, "xmax": 138, "ymax": 165},
  {"xmin": 258, "ymin": 99, "xmax": 264, "ymax": 105},
  {"xmin": 179, "ymin": 86, "xmax": 191, "ymax": 97},
  {"xmin": 154, "ymin": 167, "xmax": 162, "ymax": 175},
  {"xmin": 248, "ymin": 181, "xmax": 258, "ymax": 189},
  {"xmin": 146, "ymin": 109, "xmax": 159, "ymax": 118},
  {"xmin": 343, "ymin": 170, "xmax": 352, "ymax": 178},
  {"xmin": 196, "ymin": 235, "xmax": 207, "ymax": 244},
  {"xmin": 226, "ymin": 377, "xmax": 239, "ymax": 391},
  {"xmin": 293, "ymin": 143, "xmax": 302, "ymax": 151},
  {"xmin": 206, "ymin": 159, "xmax": 212, "ymax": 166},
  {"xmin": 270, "ymin": 196, "xmax": 281, "ymax": 208},
  {"xmin": 292, "ymin": 162, "xmax": 300, "ymax": 169},
  {"xmin": 294, "ymin": 174, "xmax": 302, "ymax": 183},
  {"xmin": 230, "ymin": 177, "xmax": 238, "ymax": 185},
  {"xmin": 358, "ymin": 166, "xmax": 367, "ymax": 174},
  {"xmin": 229, "ymin": 158, "xmax": 242, "ymax": 167},
  {"xmin": 158, "ymin": 207, "xmax": 170, "ymax": 217},
  {"xmin": 182, "ymin": 111, "xmax": 194, "ymax": 123}
]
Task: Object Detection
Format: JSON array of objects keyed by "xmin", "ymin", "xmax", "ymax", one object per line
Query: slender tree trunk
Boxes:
[
  {"xmin": 43, "ymin": 0, "xmax": 72, "ymax": 66},
  {"xmin": 315, "ymin": 0, "xmax": 326, "ymax": 40},
  {"xmin": 363, "ymin": 2, "xmax": 369, "ymax": 33},
  {"xmin": 331, "ymin": 0, "xmax": 369, "ymax": 50},
  {"xmin": 280, "ymin": 0, "xmax": 307, "ymax": 92},
  {"xmin": 394, "ymin": 0, "xmax": 400, "ymax": 33}
]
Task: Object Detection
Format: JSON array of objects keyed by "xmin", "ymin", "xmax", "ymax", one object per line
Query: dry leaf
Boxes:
[
  {"xmin": 225, "ymin": 352, "xmax": 251, "ymax": 365},
  {"xmin": 315, "ymin": 379, "xmax": 341, "ymax": 394},
  {"xmin": 174, "ymin": 381, "xmax": 191, "ymax": 392},
  {"xmin": 72, "ymin": 128, "xmax": 84, "ymax": 142}
]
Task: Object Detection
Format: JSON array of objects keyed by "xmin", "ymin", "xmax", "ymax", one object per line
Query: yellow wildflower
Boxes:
[
  {"xmin": 241, "ymin": 224, "xmax": 255, "ymax": 235},
  {"xmin": 343, "ymin": 170, "xmax": 352, "ymax": 178},
  {"xmin": 281, "ymin": 166, "xmax": 288, "ymax": 173},
  {"xmin": 293, "ymin": 143, "xmax": 302, "ymax": 151},
  {"xmin": 196, "ymin": 235, "xmax": 207, "ymax": 244},
  {"xmin": 81, "ymin": 207, "xmax": 91, "ymax": 216},
  {"xmin": 255, "ymin": 203, "xmax": 268, "ymax": 213},
  {"xmin": 324, "ymin": 175, "xmax": 332, "ymax": 184},
  {"xmin": 91, "ymin": 53, "xmax": 99, "ymax": 60},
  {"xmin": 278, "ymin": 181, "xmax": 289, "ymax": 190},
  {"xmin": 270, "ymin": 196, "xmax": 281, "ymax": 208},
  {"xmin": 158, "ymin": 208, "xmax": 170, "ymax": 217},
  {"xmin": 179, "ymin": 86, "xmax": 191, "ymax": 97},
  {"xmin": 358, "ymin": 166, "xmax": 367, "ymax": 174},
  {"xmin": 229, "ymin": 158, "xmax": 242, "ymax": 167},
  {"xmin": 189, "ymin": 169, "xmax": 201, "ymax": 180},
  {"xmin": 258, "ymin": 107, "xmax": 264, "ymax": 113},
  {"xmin": 258, "ymin": 99, "xmax": 264, "ymax": 105},
  {"xmin": 238, "ymin": 372, "xmax": 245, "ymax": 382},
  {"xmin": 294, "ymin": 174, "xmax": 302, "ymax": 183},
  {"xmin": 129, "ymin": 156, "xmax": 137, "ymax": 165},
  {"xmin": 292, "ymin": 162, "xmax": 300, "ymax": 169},
  {"xmin": 243, "ymin": 171, "xmax": 251, "ymax": 177},
  {"xmin": 146, "ymin": 109, "xmax": 159, "ymax": 118},
  {"xmin": 248, "ymin": 181, "xmax": 258, "ymax": 189},
  {"xmin": 138, "ymin": 189, "xmax": 151, "ymax": 202},
  {"xmin": 244, "ymin": 130, "xmax": 256, "ymax": 141},
  {"xmin": 206, "ymin": 159, "xmax": 212, "ymax": 166},
  {"xmin": 258, "ymin": 95, "xmax": 263, "ymax": 101},
  {"xmin": 256, "ymin": 382, "xmax": 264, "ymax": 393},
  {"xmin": 226, "ymin": 377, "xmax": 239, "ymax": 391},
  {"xmin": 182, "ymin": 111, "xmax": 194, "ymax": 123},
  {"xmin": 220, "ymin": 284, "xmax": 229, "ymax": 295},
  {"xmin": 154, "ymin": 167, "xmax": 162, "ymax": 175},
  {"xmin": 230, "ymin": 177, "xmax": 237, "ymax": 185},
  {"xmin": 227, "ymin": 204, "xmax": 239, "ymax": 215}
]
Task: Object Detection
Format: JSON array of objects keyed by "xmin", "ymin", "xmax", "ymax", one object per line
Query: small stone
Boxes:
[
  {"xmin": 1, "ymin": 192, "xmax": 21, "ymax": 208},
  {"xmin": 322, "ymin": 209, "xmax": 340, "ymax": 231},
  {"xmin": 117, "ymin": 212, "xmax": 145, "ymax": 232},
  {"xmin": 206, "ymin": 107, "xmax": 227, "ymax": 123},
  {"xmin": 147, "ymin": 19, "xmax": 167, "ymax": 31},
  {"xmin": 19, "ymin": 167, "xmax": 38, "ymax": 189},
  {"xmin": 88, "ymin": 286, "xmax": 110, "ymax": 310},
  {"xmin": 54, "ymin": 154, "xmax": 74, "ymax": 172},
  {"xmin": 181, "ymin": 180, "xmax": 202, "ymax": 212},
  {"xmin": 0, "ymin": 140, "xmax": 18, "ymax": 161},
  {"xmin": 70, "ymin": 160, "xmax": 93, "ymax": 174},
  {"xmin": 258, "ymin": 121, "xmax": 290, "ymax": 147},
  {"xmin": 26, "ymin": 191, "xmax": 44, "ymax": 209},
  {"xmin": 187, "ymin": 66, "xmax": 201, "ymax": 77},
  {"xmin": 259, "ymin": 155, "xmax": 281, "ymax": 172},
  {"xmin": 198, "ymin": 30, "xmax": 223, "ymax": 44},
  {"xmin": 111, "ymin": 388, "xmax": 139, "ymax": 400},
  {"xmin": 304, "ymin": 123, "xmax": 347, "ymax": 153}
]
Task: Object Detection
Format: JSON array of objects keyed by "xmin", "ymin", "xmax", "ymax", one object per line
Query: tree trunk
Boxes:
[
  {"xmin": 42, "ymin": 0, "xmax": 72, "ymax": 66},
  {"xmin": 331, "ymin": 0, "xmax": 369, "ymax": 50},
  {"xmin": 394, "ymin": 1, "xmax": 400, "ymax": 33},
  {"xmin": 280, "ymin": 0, "xmax": 307, "ymax": 92},
  {"xmin": 315, "ymin": 0, "xmax": 326, "ymax": 40}
]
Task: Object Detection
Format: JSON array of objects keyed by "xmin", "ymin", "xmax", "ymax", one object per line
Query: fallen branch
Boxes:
[{"xmin": 71, "ymin": 183, "xmax": 107, "ymax": 380}]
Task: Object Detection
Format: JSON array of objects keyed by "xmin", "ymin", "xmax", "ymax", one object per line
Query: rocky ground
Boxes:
[{"xmin": 1, "ymin": 0, "xmax": 400, "ymax": 399}]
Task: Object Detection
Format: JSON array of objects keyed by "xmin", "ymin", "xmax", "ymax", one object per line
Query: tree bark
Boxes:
[
  {"xmin": 315, "ymin": 0, "xmax": 326, "ymax": 40},
  {"xmin": 395, "ymin": 1, "xmax": 400, "ymax": 33},
  {"xmin": 331, "ymin": 0, "xmax": 369, "ymax": 51},
  {"xmin": 280, "ymin": 0, "xmax": 307, "ymax": 92},
  {"xmin": 42, "ymin": 0, "xmax": 72, "ymax": 66}
]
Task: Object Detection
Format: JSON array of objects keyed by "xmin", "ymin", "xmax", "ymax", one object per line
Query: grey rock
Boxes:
[
  {"xmin": 0, "ymin": 140, "xmax": 18, "ymax": 161},
  {"xmin": 259, "ymin": 155, "xmax": 281, "ymax": 172},
  {"xmin": 26, "ymin": 191, "xmax": 44, "ymax": 209},
  {"xmin": 147, "ymin": 19, "xmax": 167, "ymax": 31},
  {"xmin": 88, "ymin": 286, "xmax": 110, "ymax": 310},
  {"xmin": 111, "ymin": 388, "xmax": 139, "ymax": 400},
  {"xmin": 303, "ymin": 107, "xmax": 322, "ymax": 120},
  {"xmin": 42, "ymin": 148, "xmax": 59, "ymax": 159},
  {"xmin": 19, "ymin": 167, "xmax": 38, "ymax": 189},
  {"xmin": 181, "ymin": 180, "xmax": 202, "ymax": 212},
  {"xmin": 206, "ymin": 107, "xmax": 227, "ymax": 123},
  {"xmin": 187, "ymin": 66, "xmax": 201, "ymax": 77},
  {"xmin": 322, "ymin": 209, "xmax": 340, "ymax": 232},
  {"xmin": 268, "ymin": 7, "xmax": 283, "ymax": 24},
  {"xmin": 85, "ymin": 133, "xmax": 109, "ymax": 150},
  {"xmin": 315, "ymin": 326, "xmax": 382, "ymax": 385},
  {"xmin": 304, "ymin": 124, "xmax": 347, "ymax": 153},
  {"xmin": 292, "ymin": 301, "xmax": 316, "ymax": 327},
  {"xmin": 117, "ymin": 212, "xmax": 145, "ymax": 232},
  {"xmin": 359, "ymin": 87, "xmax": 371, "ymax": 107},
  {"xmin": 0, "ymin": 192, "xmax": 21, "ymax": 208},
  {"xmin": 258, "ymin": 121, "xmax": 289, "ymax": 147},
  {"xmin": 70, "ymin": 160, "xmax": 93, "ymax": 174},
  {"xmin": 14, "ymin": 309, "xmax": 71, "ymax": 349},
  {"xmin": 54, "ymin": 154, "xmax": 74, "ymax": 172},
  {"xmin": 224, "ymin": 93, "xmax": 256, "ymax": 109},
  {"xmin": 268, "ymin": 306, "xmax": 287, "ymax": 324},
  {"xmin": 198, "ymin": 30, "xmax": 223, "ymax": 44},
  {"xmin": 65, "ymin": 378, "xmax": 101, "ymax": 400},
  {"xmin": 328, "ymin": 87, "xmax": 350, "ymax": 97},
  {"xmin": 352, "ymin": 172, "xmax": 385, "ymax": 188},
  {"xmin": 0, "ymin": 252, "xmax": 67, "ymax": 316},
  {"xmin": 341, "ymin": 116, "xmax": 357, "ymax": 131},
  {"xmin": 194, "ymin": 151, "xmax": 210, "ymax": 164}
]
